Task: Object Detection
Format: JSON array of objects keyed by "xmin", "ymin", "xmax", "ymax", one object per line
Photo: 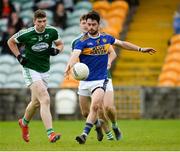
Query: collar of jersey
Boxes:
[
  {"xmin": 88, "ymin": 32, "xmax": 100, "ymax": 39},
  {"xmin": 34, "ymin": 26, "xmax": 45, "ymax": 33}
]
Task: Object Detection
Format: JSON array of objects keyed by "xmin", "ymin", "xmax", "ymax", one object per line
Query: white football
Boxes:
[{"xmin": 72, "ymin": 63, "xmax": 89, "ymax": 80}]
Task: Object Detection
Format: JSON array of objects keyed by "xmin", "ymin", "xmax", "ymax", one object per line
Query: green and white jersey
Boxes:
[{"xmin": 13, "ymin": 25, "xmax": 61, "ymax": 72}]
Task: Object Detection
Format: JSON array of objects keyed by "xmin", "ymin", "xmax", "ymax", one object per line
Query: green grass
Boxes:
[{"xmin": 0, "ymin": 120, "xmax": 180, "ymax": 151}]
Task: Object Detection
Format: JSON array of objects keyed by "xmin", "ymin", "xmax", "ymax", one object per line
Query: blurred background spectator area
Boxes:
[{"xmin": 0, "ymin": 0, "xmax": 132, "ymax": 89}]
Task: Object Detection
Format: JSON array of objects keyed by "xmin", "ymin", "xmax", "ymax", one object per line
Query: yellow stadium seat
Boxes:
[
  {"xmin": 60, "ymin": 72, "xmax": 79, "ymax": 88},
  {"xmin": 162, "ymin": 61, "xmax": 180, "ymax": 73},
  {"xmin": 158, "ymin": 80, "xmax": 176, "ymax": 87},
  {"xmin": 106, "ymin": 9, "xmax": 126, "ymax": 20},
  {"xmin": 165, "ymin": 52, "xmax": 180, "ymax": 63},
  {"xmin": 168, "ymin": 44, "xmax": 180, "ymax": 53},
  {"xmin": 93, "ymin": 1, "xmax": 110, "ymax": 11},
  {"xmin": 95, "ymin": 9, "xmax": 107, "ymax": 18},
  {"xmin": 170, "ymin": 34, "xmax": 180, "ymax": 45},
  {"xmin": 107, "ymin": 17, "xmax": 123, "ymax": 32},
  {"xmin": 102, "ymin": 27, "xmax": 120, "ymax": 38},
  {"xmin": 111, "ymin": 1, "xmax": 129, "ymax": 12},
  {"xmin": 158, "ymin": 71, "xmax": 178, "ymax": 83}
]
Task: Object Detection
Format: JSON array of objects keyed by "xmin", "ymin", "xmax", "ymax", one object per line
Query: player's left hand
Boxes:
[
  {"xmin": 140, "ymin": 48, "xmax": 156, "ymax": 55},
  {"xmin": 49, "ymin": 48, "xmax": 61, "ymax": 56}
]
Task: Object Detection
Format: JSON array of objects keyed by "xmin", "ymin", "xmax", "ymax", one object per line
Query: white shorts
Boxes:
[
  {"xmin": 78, "ymin": 79, "xmax": 113, "ymax": 97},
  {"xmin": 22, "ymin": 67, "xmax": 49, "ymax": 87}
]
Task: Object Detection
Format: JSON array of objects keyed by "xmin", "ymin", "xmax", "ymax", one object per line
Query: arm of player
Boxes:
[
  {"xmin": 49, "ymin": 40, "xmax": 64, "ymax": 56},
  {"xmin": 7, "ymin": 37, "xmax": 21, "ymax": 57},
  {"xmin": 64, "ymin": 50, "xmax": 81, "ymax": 78},
  {"xmin": 114, "ymin": 39, "xmax": 156, "ymax": 55},
  {"xmin": 7, "ymin": 37, "xmax": 27, "ymax": 65},
  {"xmin": 54, "ymin": 40, "xmax": 64, "ymax": 53},
  {"xmin": 108, "ymin": 45, "xmax": 117, "ymax": 69}
]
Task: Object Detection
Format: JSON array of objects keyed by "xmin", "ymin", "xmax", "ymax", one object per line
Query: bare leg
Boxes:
[
  {"xmin": 30, "ymin": 80, "xmax": 52, "ymax": 130},
  {"xmin": 24, "ymin": 89, "xmax": 40, "ymax": 121},
  {"xmin": 86, "ymin": 88, "xmax": 105, "ymax": 124},
  {"xmin": 104, "ymin": 91, "xmax": 122, "ymax": 140},
  {"xmin": 103, "ymin": 91, "xmax": 116, "ymax": 123},
  {"xmin": 79, "ymin": 95, "xmax": 90, "ymax": 118}
]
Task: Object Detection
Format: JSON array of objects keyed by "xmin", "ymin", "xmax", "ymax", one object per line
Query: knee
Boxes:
[
  {"xmin": 82, "ymin": 112, "xmax": 89, "ymax": 118},
  {"xmin": 40, "ymin": 96, "xmax": 50, "ymax": 105},
  {"xmin": 92, "ymin": 103, "xmax": 99, "ymax": 112},
  {"xmin": 34, "ymin": 101, "xmax": 40, "ymax": 108},
  {"xmin": 105, "ymin": 105, "xmax": 113, "ymax": 113},
  {"xmin": 31, "ymin": 100, "xmax": 40, "ymax": 108}
]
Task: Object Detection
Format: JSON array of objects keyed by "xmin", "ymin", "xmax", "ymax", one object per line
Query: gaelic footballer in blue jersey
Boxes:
[
  {"xmin": 74, "ymin": 32, "xmax": 115, "ymax": 81},
  {"xmin": 65, "ymin": 11, "xmax": 156, "ymax": 144}
]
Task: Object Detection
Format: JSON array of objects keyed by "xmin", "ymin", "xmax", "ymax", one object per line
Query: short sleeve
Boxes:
[
  {"xmin": 13, "ymin": 29, "xmax": 27, "ymax": 43},
  {"xmin": 53, "ymin": 28, "xmax": 62, "ymax": 42},
  {"xmin": 73, "ymin": 40, "xmax": 85, "ymax": 51},
  {"xmin": 108, "ymin": 35, "xmax": 115, "ymax": 45}
]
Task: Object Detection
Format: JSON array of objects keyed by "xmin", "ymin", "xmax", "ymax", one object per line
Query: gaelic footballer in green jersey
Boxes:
[
  {"xmin": 13, "ymin": 25, "xmax": 62, "ymax": 72},
  {"xmin": 7, "ymin": 9, "xmax": 63, "ymax": 143}
]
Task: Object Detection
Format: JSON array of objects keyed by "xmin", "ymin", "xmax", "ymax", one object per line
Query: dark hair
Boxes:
[
  {"xmin": 34, "ymin": 9, "xmax": 46, "ymax": 19},
  {"xmin": 86, "ymin": 11, "xmax": 100, "ymax": 24},
  {"xmin": 80, "ymin": 14, "xmax": 87, "ymax": 22}
]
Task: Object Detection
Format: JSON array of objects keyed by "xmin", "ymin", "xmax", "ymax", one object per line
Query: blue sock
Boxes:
[{"xmin": 83, "ymin": 122, "xmax": 93, "ymax": 136}]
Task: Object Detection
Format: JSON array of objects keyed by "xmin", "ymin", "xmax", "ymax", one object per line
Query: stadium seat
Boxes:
[
  {"xmin": 170, "ymin": 34, "xmax": 180, "ymax": 45},
  {"xmin": 162, "ymin": 61, "xmax": 180, "ymax": 73},
  {"xmin": 0, "ymin": 64, "xmax": 11, "ymax": 74},
  {"xmin": 165, "ymin": 52, "xmax": 180, "ymax": 63},
  {"xmin": 50, "ymin": 54, "xmax": 70, "ymax": 64},
  {"xmin": 0, "ymin": 18, "xmax": 8, "ymax": 32},
  {"xmin": 12, "ymin": 64, "xmax": 22, "ymax": 73},
  {"xmin": 20, "ymin": 10, "xmax": 33, "ymax": 19},
  {"xmin": 0, "ymin": 55, "xmax": 16, "ymax": 65},
  {"xmin": 60, "ymin": 73, "xmax": 79, "ymax": 88},
  {"xmin": 63, "ymin": 45, "xmax": 73, "ymax": 55},
  {"xmin": 4, "ymin": 82, "xmax": 24, "ymax": 88},
  {"xmin": 107, "ymin": 9, "xmax": 126, "ymax": 20},
  {"xmin": 55, "ymin": 89, "xmax": 77, "ymax": 114},
  {"xmin": 63, "ymin": 26, "xmax": 80, "ymax": 37},
  {"xmin": 102, "ymin": 27, "xmax": 120, "ymax": 38},
  {"xmin": 93, "ymin": 1, "xmax": 110, "ymax": 11},
  {"xmin": 21, "ymin": 1, "xmax": 34, "ymax": 10},
  {"xmin": 168, "ymin": 44, "xmax": 180, "ymax": 53},
  {"xmin": 74, "ymin": 1, "xmax": 92, "ymax": 10},
  {"xmin": 50, "ymin": 63, "xmax": 66, "ymax": 75},
  {"xmin": 48, "ymin": 81, "xmax": 60, "ymax": 88},
  {"xmin": 0, "ymin": 73, "xmax": 7, "ymax": 85},
  {"xmin": 67, "ymin": 18, "xmax": 80, "ymax": 26},
  {"xmin": 68, "ymin": 9, "xmax": 89, "ymax": 20},
  {"xmin": 111, "ymin": 1, "xmax": 129, "ymax": 12},
  {"xmin": 49, "ymin": 72, "xmax": 64, "ymax": 84},
  {"xmin": 158, "ymin": 80, "xmax": 176, "ymax": 87},
  {"xmin": 158, "ymin": 71, "xmax": 178, "ymax": 83},
  {"xmin": 63, "ymin": 35, "xmax": 77, "ymax": 45},
  {"xmin": 6, "ymin": 73, "xmax": 24, "ymax": 84}
]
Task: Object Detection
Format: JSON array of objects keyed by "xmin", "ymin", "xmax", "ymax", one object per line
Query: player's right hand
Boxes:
[
  {"xmin": 17, "ymin": 54, "xmax": 28, "ymax": 66},
  {"xmin": 64, "ymin": 65, "xmax": 71, "ymax": 80},
  {"xmin": 49, "ymin": 48, "xmax": 60, "ymax": 56}
]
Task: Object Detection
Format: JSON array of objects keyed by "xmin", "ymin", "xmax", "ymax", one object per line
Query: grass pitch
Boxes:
[{"xmin": 0, "ymin": 120, "xmax": 180, "ymax": 151}]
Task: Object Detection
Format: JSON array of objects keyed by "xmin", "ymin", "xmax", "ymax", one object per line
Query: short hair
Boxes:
[
  {"xmin": 86, "ymin": 11, "xmax": 100, "ymax": 24},
  {"xmin": 80, "ymin": 14, "xmax": 87, "ymax": 22},
  {"xmin": 34, "ymin": 9, "xmax": 46, "ymax": 19}
]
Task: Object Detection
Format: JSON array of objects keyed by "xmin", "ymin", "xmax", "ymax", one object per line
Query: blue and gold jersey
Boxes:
[
  {"xmin": 71, "ymin": 34, "xmax": 84, "ymax": 50},
  {"xmin": 73, "ymin": 32, "xmax": 115, "ymax": 81}
]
